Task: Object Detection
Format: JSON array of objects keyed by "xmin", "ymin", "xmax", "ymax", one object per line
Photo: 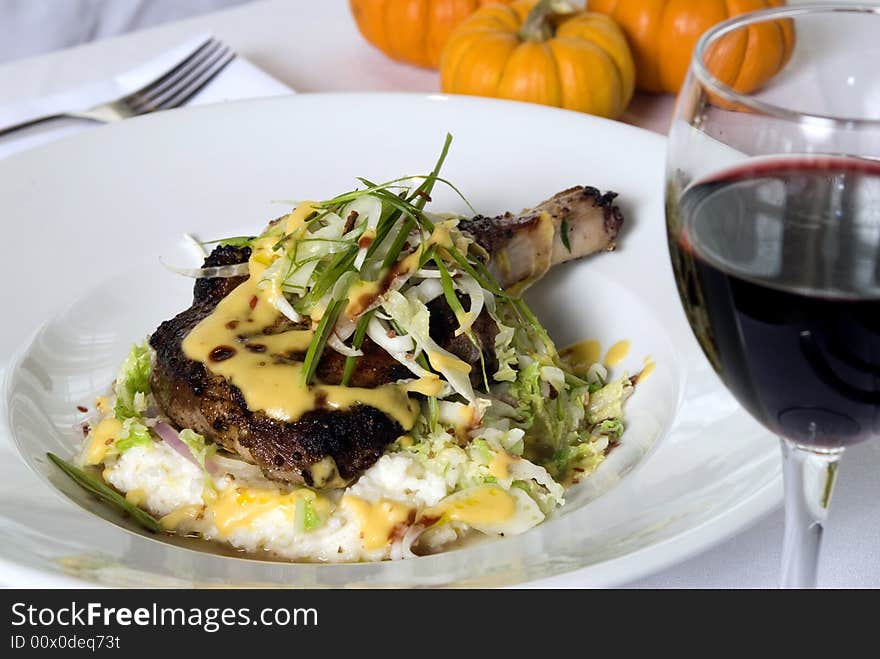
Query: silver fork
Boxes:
[{"xmin": 0, "ymin": 38, "xmax": 236, "ymax": 138}]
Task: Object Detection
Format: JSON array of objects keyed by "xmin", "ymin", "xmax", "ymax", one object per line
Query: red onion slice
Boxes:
[{"xmin": 153, "ymin": 421, "xmax": 221, "ymax": 477}]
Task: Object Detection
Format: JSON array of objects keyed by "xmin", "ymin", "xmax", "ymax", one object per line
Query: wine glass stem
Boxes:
[{"xmin": 779, "ymin": 438, "xmax": 843, "ymax": 588}]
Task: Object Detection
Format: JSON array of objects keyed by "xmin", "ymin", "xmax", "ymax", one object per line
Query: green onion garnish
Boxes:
[
  {"xmin": 512, "ymin": 297, "xmax": 557, "ymax": 357},
  {"xmin": 47, "ymin": 452, "xmax": 162, "ymax": 532},
  {"xmin": 198, "ymin": 236, "xmax": 255, "ymax": 248},
  {"xmin": 341, "ymin": 309, "xmax": 374, "ymax": 386},
  {"xmin": 294, "ymin": 247, "xmax": 357, "ymax": 314},
  {"xmin": 301, "ymin": 297, "xmax": 347, "ymax": 386},
  {"xmin": 434, "ymin": 255, "xmax": 470, "ymax": 332},
  {"xmin": 381, "ymin": 216, "xmax": 417, "ymax": 269},
  {"xmin": 560, "ymin": 216, "xmax": 571, "ymax": 252}
]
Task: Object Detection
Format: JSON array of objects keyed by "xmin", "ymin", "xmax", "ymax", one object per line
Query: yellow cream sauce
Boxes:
[
  {"xmin": 124, "ymin": 488, "xmax": 147, "ymax": 507},
  {"xmin": 83, "ymin": 417, "xmax": 123, "ymax": 465},
  {"xmin": 307, "ymin": 456, "xmax": 347, "ymax": 489},
  {"xmin": 488, "ymin": 452, "xmax": 516, "ymax": 481},
  {"xmin": 402, "ymin": 375, "xmax": 444, "ymax": 397},
  {"xmin": 425, "ymin": 485, "xmax": 516, "ymax": 526},
  {"xmin": 342, "ymin": 495, "xmax": 413, "ymax": 550},
  {"xmin": 427, "ymin": 349, "xmax": 471, "ymax": 375},
  {"xmin": 562, "ymin": 338, "xmax": 654, "ymax": 385},
  {"xmin": 159, "ymin": 504, "xmax": 204, "ymax": 531},
  {"xmin": 638, "ymin": 356, "xmax": 656, "ymax": 383},
  {"xmin": 95, "ymin": 396, "xmax": 111, "ymax": 415},
  {"xmin": 560, "ymin": 339, "xmax": 602, "ymax": 377},
  {"xmin": 181, "ymin": 203, "xmax": 420, "ymax": 430},
  {"xmin": 603, "ymin": 340, "xmax": 630, "ymax": 367},
  {"xmin": 206, "ymin": 485, "xmax": 331, "ymax": 538}
]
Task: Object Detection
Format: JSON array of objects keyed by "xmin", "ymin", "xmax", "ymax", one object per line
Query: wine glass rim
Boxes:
[{"xmin": 692, "ymin": 3, "xmax": 880, "ymax": 129}]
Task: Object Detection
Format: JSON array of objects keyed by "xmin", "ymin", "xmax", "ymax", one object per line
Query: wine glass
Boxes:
[{"xmin": 666, "ymin": 4, "xmax": 880, "ymax": 588}]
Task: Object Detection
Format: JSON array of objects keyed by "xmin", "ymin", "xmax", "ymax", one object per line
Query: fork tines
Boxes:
[{"xmin": 125, "ymin": 38, "xmax": 236, "ymax": 115}]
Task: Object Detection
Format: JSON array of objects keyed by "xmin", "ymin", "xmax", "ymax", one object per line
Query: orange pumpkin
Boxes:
[
  {"xmin": 349, "ymin": 0, "xmax": 513, "ymax": 69},
  {"xmin": 441, "ymin": 0, "xmax": 636, "ymax": 118},
  {"xmin": 589, "ymin": 0, "xmax": 795, "ymax": 94}
]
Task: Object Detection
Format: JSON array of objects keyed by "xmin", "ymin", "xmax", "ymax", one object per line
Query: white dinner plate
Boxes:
[{"xmin": 0, "ymin": 93, "xmax": 780, "ymax": 587}]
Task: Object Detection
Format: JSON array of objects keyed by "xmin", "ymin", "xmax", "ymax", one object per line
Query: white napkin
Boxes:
[{"xmin": 0, "ymin": 34, "xmax": 293, "ymax": 159}]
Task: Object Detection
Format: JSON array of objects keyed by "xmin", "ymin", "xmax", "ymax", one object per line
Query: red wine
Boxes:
[{"xmin": 669, "ymin": 156, "xmax": 880, "ymax": 448}]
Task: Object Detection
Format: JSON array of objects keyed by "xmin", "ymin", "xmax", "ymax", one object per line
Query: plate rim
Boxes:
[{"xmin": 0, "ymin": 91, "xmax": 670, "ymax": 171}]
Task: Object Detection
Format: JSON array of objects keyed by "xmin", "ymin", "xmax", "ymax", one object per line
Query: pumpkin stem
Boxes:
[{"xmin": 519, "ymin": 0, "xmax": 576, "ymax": 42}]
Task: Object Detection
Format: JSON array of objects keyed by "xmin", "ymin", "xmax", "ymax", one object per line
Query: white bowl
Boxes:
[{"xmin": 0, "ymin": 93, "xmax": 779, "ymax": 586}]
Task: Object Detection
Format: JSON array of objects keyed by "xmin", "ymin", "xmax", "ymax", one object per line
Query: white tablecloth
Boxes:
[{"xmin": 0, "ymin": 0, "xmax": 877, "ymax": 588}]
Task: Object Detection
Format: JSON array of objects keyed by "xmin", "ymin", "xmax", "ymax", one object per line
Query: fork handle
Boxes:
[{"xmin": 0, "ymin": 112, "xmax": 104, "ymax": 139}]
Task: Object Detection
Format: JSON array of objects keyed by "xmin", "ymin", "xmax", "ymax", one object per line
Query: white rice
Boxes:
[
  {"xmin": 103, "ymin": 443, "xmax": 454, "ymax": 562},
  {"xmin": 348, "ymin": 453, "xmax": 447, "ymax": 508},
  {"xmin": 105, "ymin": 442, "xmax": 204, "ymax": 514}
]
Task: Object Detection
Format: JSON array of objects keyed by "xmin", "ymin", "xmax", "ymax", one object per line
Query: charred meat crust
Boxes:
[
  {"xmin": 459, "ymin": 214, "xmax": 532, "ymax": 256},
  {"xmin": 149, "ymin": 351, "xmax": 401, "ymax": 483},
  {"xmin": 592, "ymin": 188, "xmax": 625, "ymax": 238},
  {"xmin": 247, "ymin": 406, "xmax": 399, "ymax": 486},
  {"xmin": 192, "ymin": 244, "xmax": 252, "ymax": 303}
]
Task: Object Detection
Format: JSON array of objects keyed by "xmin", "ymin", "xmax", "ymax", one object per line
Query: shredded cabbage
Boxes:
[
  {"xmin": 383, "ymin": 290, "xmax": 479, "ymax": 405},
  {"xmin": 114, "ymin": 341, "xmax": 152, "ymax": 420},
  {"xmin": 179, "ymin": 428, "xmax": 217, "ymax": 469},
  {"xmin": 597, "ymin": 418, "xmax": 625, "ymax": 439},
  {"xmin": 588, "ymin": 378, "xmax": 633, "ymax": 424}
]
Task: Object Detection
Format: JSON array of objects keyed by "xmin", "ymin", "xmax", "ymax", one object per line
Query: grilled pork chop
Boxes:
[{"xmin": 149, "ymin": 187, "xmax": 623, "ymax": 486}]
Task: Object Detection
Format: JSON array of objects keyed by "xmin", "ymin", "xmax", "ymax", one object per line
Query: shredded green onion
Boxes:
[
  {"xmin": 301, "ymin": 297, "xmax": 346, "ymax": 386},
  {"xmin": 560, "ymin": 217, "xmax": 571, "ymax": 253},
  {"xmin": 199, "ymin": 235, "xmax": 255, "ymax": 248},
  {"xmin": 47, "ymin": 453, "xmax": 161, "ymax": 532},
  {"xmin": 341, "ymin": 309, "xmax": 374, "ymax": 386}
]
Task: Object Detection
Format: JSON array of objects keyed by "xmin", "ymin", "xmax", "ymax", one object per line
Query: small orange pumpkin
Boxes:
[
  {"xmin": 349, "ymin": 0, "xmax": 513, "ymax": 69},
  {"xmin": 440, "ymin": 0, "xmax": 636, "ymax": 119},
  {"xmin": 589, "ymin": 0, "xmax": 795, "ymax": 94}
]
